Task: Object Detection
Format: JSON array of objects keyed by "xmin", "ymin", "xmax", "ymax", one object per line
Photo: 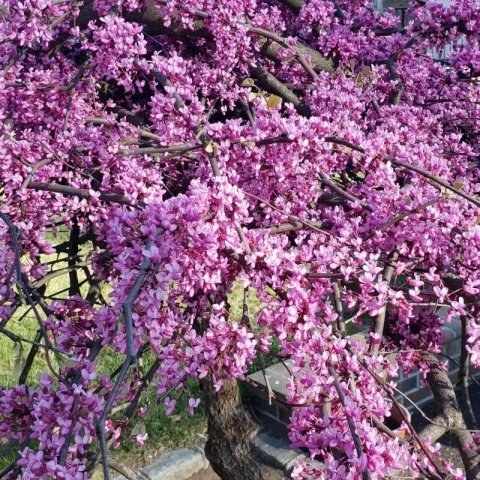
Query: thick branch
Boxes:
[
  {"xmin": 418, "ymin": 415, "xmax": 448, "ymax": 443},
  {"xmin": 78, "ymin": 1, "xmax": 334, "ymax": 76},
  {"xmin": 250, "ymin": 66, "xmax": 311, "ymax": 116},
  {"xmin": 28, "ymin": 182, "xmax": 137, "ymax": 207},
  {"xmin": 371, "ymin": 251, "xmax": 399, "ymax": 355},
  {"xmin": 386, "ymin": 58, "xmax": 404, "ymax": 105}
]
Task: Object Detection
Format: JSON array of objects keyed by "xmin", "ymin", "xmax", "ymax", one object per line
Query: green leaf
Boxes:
[
  {"xmin": 205, "ymin": 142, "xmax": 215, "ymax": 154},
  {"xmin": 241, "ymin": 78, "xmax": 255, "ymax": 88},
  {"xmin": 131, "ymin": 422, "xmax": 146, "ymax": 437},
  {"xmin": 12, "ymin": 341, "xmax": 25, "ymax": 384},
  {"xmin": 266, "ymin": 95, "xmax": 282, "ymax": 109},
  {"xmin": 58, "ymin": 357, "xmax": 78, "ymax": 370}
]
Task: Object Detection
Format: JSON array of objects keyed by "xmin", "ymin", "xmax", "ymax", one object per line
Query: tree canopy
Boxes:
[{"xmin": 2, "ymin": 0, "xmax": 480, "ymax": 479}]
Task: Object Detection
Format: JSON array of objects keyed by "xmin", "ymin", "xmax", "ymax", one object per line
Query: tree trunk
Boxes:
[
  {"xmin": 459, "ymin": 316, "xmax": 478, "ymax": 430},
  {"xmin": 201, "ymin": 375, "xmax": 264, "ymax": 480},
  {"xmin": 424, "ymin": 354, "xmax": 480, "ymax": 480}
]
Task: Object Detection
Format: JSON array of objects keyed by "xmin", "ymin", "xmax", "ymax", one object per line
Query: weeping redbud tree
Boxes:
[{"xmin": 2, "ymin": 0, "xmax": 480, "ymax": 478}]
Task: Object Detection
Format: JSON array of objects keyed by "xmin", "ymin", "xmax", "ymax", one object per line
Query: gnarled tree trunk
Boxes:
[
  {"xmin": 201, "ymin": 375, "xmax": 264, "ymax": 480},
  {"xmin": 420, "ymin": 354, "xmax": 480, "ymax": 480}
]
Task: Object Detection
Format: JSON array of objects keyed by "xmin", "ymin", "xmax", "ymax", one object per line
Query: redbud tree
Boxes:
[{"xmin": 1, "ymin": 0, "xmax": 480, "ymax": 479}]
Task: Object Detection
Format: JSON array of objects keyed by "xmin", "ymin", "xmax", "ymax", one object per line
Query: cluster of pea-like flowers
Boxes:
[
  {"xmin": 0, "ymin": 227, "xmax": 15, "ymax": 322},
  {"xmin": 1, "ymin": 370, "xmax": 103, "ymax": 480}
]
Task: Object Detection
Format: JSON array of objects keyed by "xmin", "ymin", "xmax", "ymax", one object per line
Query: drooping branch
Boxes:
[
  {"xmin": 68, "ymin": 218, "xmax": 81, "ymax": 297},
  {"xmin": 0, "ymin": 212, "xmax": 56, "ymax": 360},
  {"xmin": 324, "ymin": 136, "xmax": 480, "ymax": 209},
  {"xmin": 96, "ymin": 228, "xmax": 163, "ymax": 480},
  {"xmin": 18, "ymin": 330, "xmax": 43, "ymax": 385},
  {"xmin": 364, "ymin": 365, "xmax": 447, "ymax": 479},
  {"xmin": 364, "ymin": 197, "xmax": 441, "ymax": 240},
  {"xmin": 124, "ymin": 358, "xmax": 161, "ymax": 419}
]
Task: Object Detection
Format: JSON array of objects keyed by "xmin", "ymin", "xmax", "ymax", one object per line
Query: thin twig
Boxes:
[
  {"xmin": 319, "ymin": 172, "xmax": 373, "ymax": 212},
  {"xmin": 0, "ymin": 326, "xmax": 70, "ymax": 355}
]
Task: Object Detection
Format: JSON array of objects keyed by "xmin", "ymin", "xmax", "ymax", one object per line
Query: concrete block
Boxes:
[
  {"xmin": 114, "ymin": 448, "xmax": 209, "ymax": 480},
  {"xmin": 252, "ymin": 432, "xmax": 305, "ymax": 471}
]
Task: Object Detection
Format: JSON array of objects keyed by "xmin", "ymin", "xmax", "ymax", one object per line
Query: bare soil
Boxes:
[{"xmin": 185, "ymin": 464, "xmax": 289, "ymax": 480}]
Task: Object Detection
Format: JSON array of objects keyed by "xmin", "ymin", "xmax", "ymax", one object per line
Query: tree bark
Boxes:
[
  {"xmin": 459, "ymin": 316, "xmax": 478, "ymax": 429},
  {"xmin": 424, "ymin": 354, "xmax": 480, "ymax": 480},
  {"xmin": 200, "ymin": 375, "xmax": 264, "ymax": 480}
]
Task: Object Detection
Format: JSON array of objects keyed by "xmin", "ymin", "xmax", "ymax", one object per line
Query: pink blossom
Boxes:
[{"xmin": 187, "ymin": 398, "xmax": 201, "ymax": 417}]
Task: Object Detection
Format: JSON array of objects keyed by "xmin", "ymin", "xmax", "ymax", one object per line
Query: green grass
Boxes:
[
  {"xmin": 0, "ymin": 236, "xmax": 92, "ymax": 387},
  {"xmin": 104, "ymin": 379, "xmax": 206, "ymax": 471}
]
